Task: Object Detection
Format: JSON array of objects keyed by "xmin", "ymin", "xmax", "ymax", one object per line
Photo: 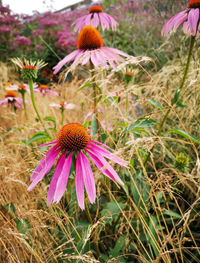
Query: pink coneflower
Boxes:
[
  {"xmin": 0, "ymin": 90, "xmax": 25, "ymax": 109},
  {"xmin": 73, "ymin": 5, "xmax": 117, "ymax": 32},
  {"xmin": 6, "ymin": 83, "xmax": 38, "ymax": 94},
  {"xmin": 162, "ymin": 0, "xmax": 200, "ymax": 37},
  {"xmin": 50, "ymin": 102, "xmax": 75, "ymax": 110},
  {"xmin": 27, "ymin": 123, "xmax": 127, "ymax": 209},
  {"xmin": 53, "ymin": 26, "xmax": 129, "ymax": 74},
  {"xmin": 36, "ymin": 85, "xmax": 59, "ymax": 96}
]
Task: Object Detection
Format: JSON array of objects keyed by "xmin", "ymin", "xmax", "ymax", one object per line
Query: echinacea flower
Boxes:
[
  {"xmin": 0, "ymin": 90, "xmax": 27, "ymax": 109},
  {"xmin": 53, "ymin": 25, "xmax": 129, "ymax": 74},
  {"xmin": 11, "ymin": 57, "xmax": 47, "ymax": 80},
  {"xmin": 6, "ymin": 83, "xmax": 38, "ymax": 94},
  {"xmin": 162, "ymin": 0, "xmax": 200, "ymax": 37},
  {"xmin": 50, "ymin": 102, "xmax": 75, "ymax": 110},
  {"xmin": 36, "ymin": 85, "xmax": 59, "ymax": 96},
  {"xmin": 27, "ymin": 123, "xmax": 127, "ymax": 209},
  {"xmin": 73, "ymin": 5, "xmax": 117, "ymax": 32}
]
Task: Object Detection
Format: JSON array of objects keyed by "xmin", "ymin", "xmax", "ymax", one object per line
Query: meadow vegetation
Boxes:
[{"xmin": 0, "ymin": 0, "xmax": 200, "ymax": 262}]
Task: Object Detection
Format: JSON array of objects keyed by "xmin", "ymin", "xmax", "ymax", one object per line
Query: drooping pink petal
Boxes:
[
  {"xmin": 91, "ymin": 51, "xmax": 100, "ymax": 67},
  {"xmin": 71, "ymin": 50, "xmax": 85, "ymax": 66},
  {"xmin": 53, "ymin": 50, "xmax": 81, "ymax": 74},
  {"xmin": 53, "ymin": 152, "xmax": 72, "ymax": 203},
  {"xmin": 91, "ymin": 13, "xmax": 99, "ymax": 28},
  {"xmin": 161, "ymin": 10, "xmax": 187, "ymax": 37},
  {"xmin": 28, "ymin": 145, "xmax": 61, "ymax": 191},
  {"xmin": 37, "ymin": 140, "xmax": 57, "ymax": 148},
  {"xmin": 93, "ymin": 50, "xmax": 109, "ymax": 69},
  {"xmin": 188, "ymin": 8, "xmax": 199, "ymax": 36},
  {"xmin": 47, "ymin": 152, "xmax": 66, "ymax": 206},
  {"xmin": 183, "ymin": 21, "xmax": 191, "ymax": 36},
  {"xmin": 80, "ymin": 151, "xmax": 96, "ymax": 204},
  {"xmin": 90, "ymin": 140, "xmax": 114, "ymax": 151},
  {"xmin": 100, "ymin": 13, "xmax": 110, "ymax": 30},
  {"xmin": 106, "ymin": 14, "xmax": 117, "ymax": 30},
  {"xmin": 74, "ymin": 15, "xmax": 88, "ymax": 32},
  {"xmin": 30, "ymin": 144, "xmax": 59, "ymax": 181},
  {"xmin": 86, "ymin": 149, "xmax": 124, "ymax": 185},
  {"xmin": 76, "ymin": 152, "xmax": 85, "ymax": 210},
  {"xmin": 86, "ymin": 142, "xmax": 128, "ymax": 167},
  {"xmin": 0, "ymin": 98, "xmax": 8, "ymax": 106}
]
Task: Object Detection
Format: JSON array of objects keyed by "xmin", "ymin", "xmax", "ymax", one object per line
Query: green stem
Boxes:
[
  {"xmin": 84, "ymin": 200, "xmax": 101, "ymax": 261},
  {"xmin": 143, "ymin": 35, "xmax": 196, "ymax": 166},
  {"xmin": 91, "ymin": 67, "xmax": 101, "ymax": 141},
  {"xmin": 22, "ymin": 92, "xmax": 28, "ymax": 120},
  {"xmin": 61, "ymin": 108, "xmax": 64, "ymax": 126},
  {"xmin": 28, "ymin": 79, "xmax": 50, "ymax": 137},
  {"xmin": 126, "ymin": 84, "xmax": 129, "ymax": 119}
]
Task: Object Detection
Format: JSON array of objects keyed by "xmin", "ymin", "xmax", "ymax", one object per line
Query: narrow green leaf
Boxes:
[
  {"xmin": 163, "ymin": 210, "xmax": 181, "ymax": 219},
  {"xmin": 78, "ymin": 81, "xmax": 92, "ymax": 91},
  {"xmin": 92, "ymin": 115, "xmax": 98, "ymax": 136},
  {"xmin": 27, "ymin": 131, "xmax": 50, "ymax": 145},
  {"xmin": 166, "ymin": 129, "xmax": 200, "ymax": 145},
  {"xmin": 173, "ymin": 89, "xmax": 180, "ymax": 103},
  {"xmin": 17, "ymin": 219, "xmax": 31, "ymax": 234},
  {"xmin": 4, "ymin": 203, "xmax": 15, "ymax": 214},
  {"xmin": 148, "ymin": 99, "xmax": 163, "ymax": 110},
  {"xmin": 44, "ymin": 116, "xmax": 56, "ymax": 130}
]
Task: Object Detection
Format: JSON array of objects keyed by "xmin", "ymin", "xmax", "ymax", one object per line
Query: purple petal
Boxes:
[
  {"xmin": 86, "ymin": 143, "xmax": 128, "ymax": 167},
  {"xmin": 188, "ymin": 8, "xmax": 199, "ymax": 36},
  {"xmin": 86, "ymin": 149, "xmax": 124, "ymax": 185},
  {"xmin": 28, "ymin": 145, "xmax": 60, "ymax": 191},
  {"xmin": 30, "ymin": 144, "xmax": 59, "ymax": 181},
  {"xmin": 53, "ymin": 152, "xmax": 72, "ymax": 203},
  {"xmin": 37, "ymin": 140, "xmax": 57, "ymax": 148},
  {"xmin": 53, "ymin": 50, "xmax": 81, "ymax": 74},
  {"xmin": 90, "ymin": 140, "xmax": 114, "ymax": 152},
  {"xmin": 91, "ymin": 13, "xmax": 99, "ymax": 28},
  {"xmin": 73, "ymin": 15, "xmax": 87, "ymax": 32},
  {"xmin": 47, "ymin": 153, "xmax": 66, "ymax": 206},
  {"xmin": 0, "ymin": 98, "xmax": 8, "ymax": 106},
  {"xmin": 76, "ymin": 152, "xmax": 85, "ymax": 210},
  {"xmin": 99, "ymin": 13, "xmax": 110, "ymax": 30},
  {"xmin": 80, "ymin": 151, "xmax": 96, "ymax": 204}
]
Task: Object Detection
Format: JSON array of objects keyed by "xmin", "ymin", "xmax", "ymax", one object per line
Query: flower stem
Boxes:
[
  {"xmin": 21, "ymin": 92, "xmax": 28, "ymax": 120},
  {"xmin": 84, "ymin": 199, "xmax": 101, "ymax": 261},
  {"xmin": 91, "ymin": 67, "xmax": 101, "ymax": 141},
  {"xmin": 61, "ymin": 108, "xmax": 64, "ymax": 126},
  {"xmin": 143, "ymin": 35, "xmax": 196, "ymax": 166},
  {"xmin": 126, "ymin": 84, "xmax": 129, "ymax": 119},
  {"xmin": 28, "ymin": 79, "xmax": 50, "ymax": 137}
]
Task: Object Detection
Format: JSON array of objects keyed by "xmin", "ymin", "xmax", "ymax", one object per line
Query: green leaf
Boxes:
[
  {"xmin": 166, "ymin": 129, "xmax": 200, "ymax": 145},
  {"xmin": 26, "ymin": 131, "xmax": 50, "ymax": 145},
  {"xmin": 101, "ymin": 202, "xmax": 125, "ymax": 220},
  {"xmin": 92, "ymin": 115, "xmax": 98, "ymax": 136},
  {"xmin": 148, "ymin": 216, "xmax": 159, "ymax": 257},
  {"xmin": 163, "ymin": 210, "xmax": 181, "ymax": 219},
  {"xmin": 78, "ymin": 81, "xmax": 92, "ymax": 91},
  {"xmin": 109, "ymin": 235, "xmax": 126, "ymax": 257},
  {"xmin": 176, "ymin": 100, "xmax": 187, "ymax": 108},
  {"xmin": 17, "ymin": 219, "xmax": 31, "ymax": 235},
  {"xmin": 148, "ymin": 99, "xmax": 163, "ymax": 110},
  {"xmin": 4, "ymin": 203, "xmax": 15, "ymax": 214},
  {"xmin": 173, "ymin": 89, "xmax": 180, "ymax": 103},
  {"xmin": 44, "ymin": 116, "xmax": 56, "ymax": 130}
]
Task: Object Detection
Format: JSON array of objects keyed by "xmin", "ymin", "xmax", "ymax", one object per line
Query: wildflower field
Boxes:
[{"xmin": 1, "ymin": 0, "xmax": 200, "ymax": 262}]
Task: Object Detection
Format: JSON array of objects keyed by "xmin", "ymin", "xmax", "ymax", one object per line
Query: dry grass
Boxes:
[{"xmin": 0, "ymin": 57, "xmax": 200, "ymax": 263}]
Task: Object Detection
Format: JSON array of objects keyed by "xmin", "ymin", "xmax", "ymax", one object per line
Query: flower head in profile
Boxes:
[
  {"xmin": 6, "ymin": 83, "xmax": 38, "ymax": 94},
  {"xmin": 162, "ymin": 0, "xmax": 200, "ymax": 37},
  {"xmin": 11, "ymin": 58, "xmax": 47, "ymax": 80},
  {"xmin": 0, "ymin": 90, "xmax": 27, "ymax": 109},
  {"xmin": 73, "ymin": 5, "xmax": 117, "ymax": 32},
  {"xmin": 50, "ymin": 102, "xmax": 75, "ymax": 110},
  {"xmin": 27, "ymin": 123, "xmax": 127, "ymax": 209},
  {"xmin": 53, "ymin": 26, "xmax": 129, "ymax": 74},
  {"xmin": 36, "ymin": 85, "xmax": 59, "ymax": 96}
]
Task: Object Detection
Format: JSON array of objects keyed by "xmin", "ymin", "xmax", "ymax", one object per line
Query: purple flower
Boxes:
[
  {"xmin": 162, "ymin": 0, "xmax": 200, "ymax": 37},
  {"xmin": 27, "ymin": 123, "xmax": 127, "ymax": 209},
  {"xmin": 16, "ymin": 35, "xmax": 32, "ymax": 46},
  {"xmin": 53, "ymin": 26, "xmax": 129, "ymax": 74},
  {"xmin": 0, "ymin": 90, "xmax": 27, "ymax": 109},
  {"xmin": 0, "ymin": 25, "xmax": 11, "ymax": 33},
  {"xmin": 74, "ymin": 5, "xmax": 118, "ymax": 32},
  {"xmin": 50, "ymin": 102, "xmax": 75, "ymax": 110},
  {"xmin": 36, "ymin": 85, "xmax": 59, "ymax": 96}
]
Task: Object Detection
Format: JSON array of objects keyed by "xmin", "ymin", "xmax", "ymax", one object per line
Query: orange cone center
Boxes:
[
  {"xmin": 57, "ymin": 123, "xmax": 91, "ymax": 151},
  {"xmin": 39, "ymin": 85, "xmax": 49, "ymax": 90},
  {"xmin": 77, "ymin": 26, "xmax": 103, "ymax": 50},
  {"xmin": 188, "ymin": 0, "xmax": 200, "ymax": 8},
  {"xmin": 18, "ymin": 85, "xmax": 26, "ymax": 90},
  {"xmin": 22, "ymin": 65, "xmax": 36, "ymax": 70},
  {"xmin": 89, "ymin": 6, "xmax": 103, "ymax": 13},
  {"xmin": 5, "ymin": 90, "xmax": 17, "ymax": 98}
]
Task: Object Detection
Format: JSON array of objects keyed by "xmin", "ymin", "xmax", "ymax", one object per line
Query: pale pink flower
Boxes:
[
  {"xmin": 0, "ymin": 90, "xmax": 27, "ymax": 109},
  {"xmin": 50, "ymin": 102, "xmax": 75, "ymax": 110},
  {"xmin": 35, "ymin": 85, "xmax": 59, "ymax": 96},
  {"xmin": 73, "ymin": 5, "xmax": 117, "ymax": 32},
  {"xmin": 6, "ymin": 83, "xmax": 38, "ymax": 94},
  {"xmin": 162, "ymin": 0, "xmax": 200, "ymax": 37},
  {"xmin": 53, "ymin": 26, "xmax": 129, "ymax": 74},
  {"xmin": 27, "ymin": 123, "xmax": 127, "ymax": 209}
]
